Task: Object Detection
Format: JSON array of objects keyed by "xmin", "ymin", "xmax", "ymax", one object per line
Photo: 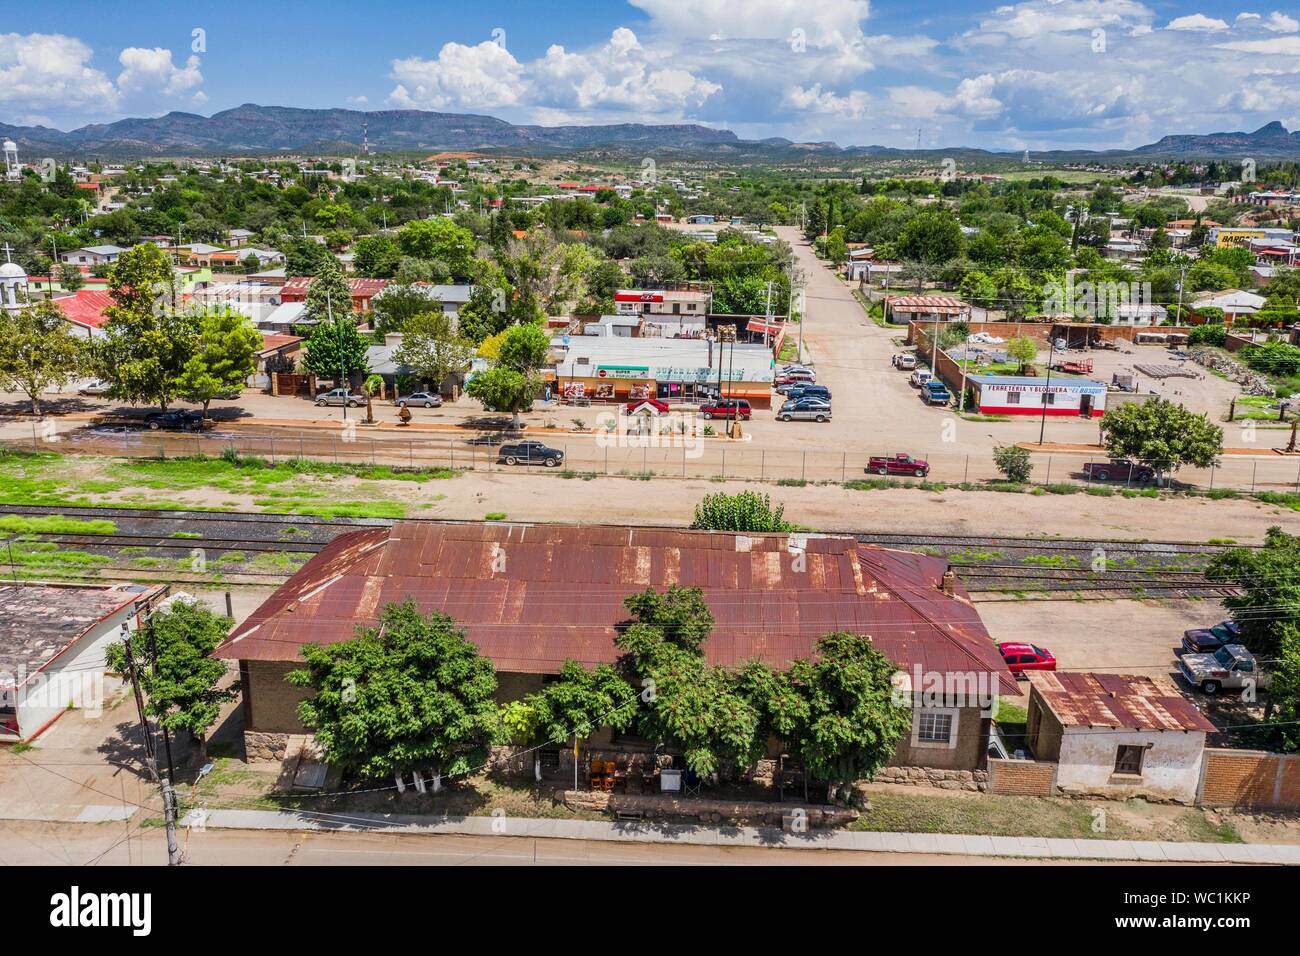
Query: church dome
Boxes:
[{"xmin": 0, "ymin": 261, "xmax": 26, "ymax": 279}]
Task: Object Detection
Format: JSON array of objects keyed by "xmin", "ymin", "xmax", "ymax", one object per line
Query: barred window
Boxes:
[{"xmin": 1114, "ymin": 745, "xmax": 1144, "ymax": 775}]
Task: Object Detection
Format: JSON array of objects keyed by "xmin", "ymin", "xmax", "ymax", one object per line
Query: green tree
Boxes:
[
  {"xmin": 288, "ymin": 600, "xmax": 500, "ymax": 783},
  {"xmin": 56, "ymin": 262, "xmax": 84, "ymax": 292},
  {"xmin": 303, "ymin": 315, "xmax": 370, "ymax": 384},
  {"xmin": 303, "ymin": 256, "xmax": 353, "ymax": 322},
  {"xmin": 174, "ymin": 309, "xmax": 261, "ymax": 419},
  {"xmin": 500, "ymin": 661, "xmax": 637, "ymax": 777},
  {"xmin": 690, "ymin": 491, "xmax": 793, "ymax": 532},
  {"xmin": 362, "ymin": 373, "xmax": 384, "ymax": 424},
  {"xmin": 396, "ymin": 218, "xmax": 476, "ymax": 278},
  {"xmin": 1006, "ymin": 335, "xmax": 1038, "ymax": 373},
  {"xmin": 616, "ymin": 587, "xmax": 763, "ymax": 775},
  {"xmin": 1100, "ymin": 396, "xmax": 1223, "ymax": 482},
  {"xmin": 394, "ymin": 311, "xmax": 473, "ymax": 393},
  {"xmin": 464, "ymin": 322, "xmax": 550, "ymax": 428},
  {"xmin": 786, "ymin": 632, "xmax": 913, "ymax": 797},
  {"xmin": 371, "ymin": 283, "xmax": 435, "ymax": 335},
  {"xmin": 352, "ymin": 235, "xmax": 402, "ymax": 278},
  {"xmin": 992, "ymin": 444, "xmax": 1033, "ymax": 483},
  {"xmin": 896, "ymin": 209, "xmax": 963, "ymax": 264},
  {"xmin": 95, "ymin": 244, "xmax": 197, "ymax": 409},
  {"xmin": 0, "ymin": 299, "xmax": 86, "ymax": 415},
  {"xmin": 104, "ymin": 600, "xmax": 238, "ymax": 763},
  {"xmin": 1207, "ymin": 528, "xmax": 1300, "ymax": 661},
  {"xmin": 284, "ymin": 237, "xmax": 334, "ymax": 277}
]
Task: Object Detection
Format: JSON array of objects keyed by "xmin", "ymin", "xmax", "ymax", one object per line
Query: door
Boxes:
[{"xmin": 1079, "ymin": 395, "xmax": 1093, "ymax": 418}]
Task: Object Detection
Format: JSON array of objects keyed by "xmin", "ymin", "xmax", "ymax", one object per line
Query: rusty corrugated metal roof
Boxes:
[
  {"xmin": 1030, "ymin": 672, "xmax": 1215, "ymax": 733},
  {"xmin": 215, "ymin": 523, "xmax": 1018, "ymax": 692}
]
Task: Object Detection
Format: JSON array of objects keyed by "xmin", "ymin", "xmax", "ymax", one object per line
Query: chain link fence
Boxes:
[{"xmin": 8, "ymin": 420, "xmax": 1300, "ymax": 497}]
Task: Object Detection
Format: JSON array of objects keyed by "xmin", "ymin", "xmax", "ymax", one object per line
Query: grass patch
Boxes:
[
  {"xmin": 0, "ymin": 514, "xmax": 117, "ymax": 535},
  {"xmin": 484, "ymin": 512, "xmax": 508, "ymax": 521},
  {"xmin": 1257, "ymin": 492, "xmax": 1300, "ymax": 510}
]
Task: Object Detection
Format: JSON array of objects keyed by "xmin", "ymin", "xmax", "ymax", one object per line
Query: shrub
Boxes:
[
  {"xmin": 992, "ymin": 445, "xmax": 1033, "ymax": 483},
  {"xmin": 690, "ymin": 491, "xmax": 793, "ymax": 532}
]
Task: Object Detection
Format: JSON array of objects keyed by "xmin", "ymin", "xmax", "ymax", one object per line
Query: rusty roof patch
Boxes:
[
  {"xmin": 1030, "ymin": 671, "xmax": 1215, "ymax": 733},
  {"xmin": 214, "ymin": 523, "xmax": 1018, "ymax": 693}
]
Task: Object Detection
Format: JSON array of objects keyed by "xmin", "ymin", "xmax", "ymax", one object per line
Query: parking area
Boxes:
[{"xmin": 978, "ymin": 597, "xmax": 1229, "ymax": 683}]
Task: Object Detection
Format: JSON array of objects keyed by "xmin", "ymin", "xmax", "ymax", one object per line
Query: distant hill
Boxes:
[{"xmin": 2, "ymin": 104, "xmax": 1299, "ymax": 162}]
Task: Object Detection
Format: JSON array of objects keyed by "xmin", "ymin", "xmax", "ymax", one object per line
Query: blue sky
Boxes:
[{"xmin": 4, "ymin": 0, "xmax": 1299, "ymax": 150}]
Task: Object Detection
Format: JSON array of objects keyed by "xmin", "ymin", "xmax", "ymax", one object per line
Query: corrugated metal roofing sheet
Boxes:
[
  {"xmin": 1030, "ymin": 672, "xmax": 1214, "ymax": 732},
  {"xmin": 215, "ymin": 523, "xmax": 1018, "ymax": 693}
]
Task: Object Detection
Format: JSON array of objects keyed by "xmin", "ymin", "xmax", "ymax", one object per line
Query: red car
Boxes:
[
  {"xmin": 699, "ymin": 398, "xmax": 751, "ymax": 420},
  {"xmin": 997, "ymin": 642, "xmax": 1056, "ymax": 678}
]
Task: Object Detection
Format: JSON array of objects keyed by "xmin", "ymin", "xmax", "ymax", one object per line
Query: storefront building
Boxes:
[{"xmin": 967, "ymin": 375, "xmax": 1107, "ymax": 417}]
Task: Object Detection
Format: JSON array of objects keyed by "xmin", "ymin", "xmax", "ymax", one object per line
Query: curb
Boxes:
[{"xmin": 181, "ymin": 808, "xmax": 1300, "ymax": 864}]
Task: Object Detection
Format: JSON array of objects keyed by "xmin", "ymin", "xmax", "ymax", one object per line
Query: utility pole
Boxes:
[
  {"xmin": 1038, "ymin": 335, "xmax": 1057, "ymax": 445},
  {"xmin": 328, "ymin": 292, "xmax": 347, "ymax": 421}
]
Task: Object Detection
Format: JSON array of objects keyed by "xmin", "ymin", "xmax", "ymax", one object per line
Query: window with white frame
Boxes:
[{"xmin": 917, "ymin": 710, "xmax": 954, "ymax": 744}]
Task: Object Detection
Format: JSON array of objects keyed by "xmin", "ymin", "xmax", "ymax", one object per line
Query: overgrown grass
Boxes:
[{"xmin": 0, "ymin": 514, "xmax": 116, "ymax": 535}]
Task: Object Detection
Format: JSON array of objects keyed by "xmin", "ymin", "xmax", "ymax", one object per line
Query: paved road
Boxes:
[{"xmin": 0, "ymin": 820, "xmax": 1112, "ymax": 866}]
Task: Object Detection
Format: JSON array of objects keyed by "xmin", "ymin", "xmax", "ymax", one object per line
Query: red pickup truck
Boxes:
[{"xmin": 867, "ymin": 453, "xmax": 930, "ymax": 478}]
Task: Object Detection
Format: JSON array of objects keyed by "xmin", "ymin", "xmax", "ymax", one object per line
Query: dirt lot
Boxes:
[{"xmin": 978, "ymin": 598, "xmax": 1225, "ymax": 678}]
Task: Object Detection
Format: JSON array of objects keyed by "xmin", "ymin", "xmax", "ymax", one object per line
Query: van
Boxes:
[{"xmin": 909, "ymin": 369, "xmax": 933, "ymax": 388}]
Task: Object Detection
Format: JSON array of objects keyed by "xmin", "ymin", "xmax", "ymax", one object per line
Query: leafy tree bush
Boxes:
[
  {"xmin": 1100, "ymin": 396, "xmax": 1223, "ymax": 482},
  {"xmin": 992, "ymin": 445, "xmax": 1033, "ymax": 483},
  {"xmin": 690, "ymin": 491, "xmax": 793, "ymax": 532},
  {"xmin": 105, "ymin": 600, "xmax": 237, "ymax": 763},
  {"xmin": 1187, "ymin": 324, "xmax": 1227, "ymax": 346},
  {"xmin": 288, "ymin": 600, "xmax": 499, "ymax": 782}
]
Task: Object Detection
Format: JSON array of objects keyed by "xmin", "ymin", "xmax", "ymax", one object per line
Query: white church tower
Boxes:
[
  {"xmin": 0, "ymin": 244, "xmax": 29, "ymax": 312},
  {"xmin": 3, "ymin": 140, "xmax": 19, "ymax": 182}
]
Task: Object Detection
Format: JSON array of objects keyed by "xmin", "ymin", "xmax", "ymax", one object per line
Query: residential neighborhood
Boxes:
[{"xmin": 0, "ymin": 0, "xmax": 1298, "ymax": 925}]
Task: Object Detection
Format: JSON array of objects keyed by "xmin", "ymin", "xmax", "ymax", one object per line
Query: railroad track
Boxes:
[{"xmin": 0, "ymin": 503, "xmax": 1248, "ymax": 597}]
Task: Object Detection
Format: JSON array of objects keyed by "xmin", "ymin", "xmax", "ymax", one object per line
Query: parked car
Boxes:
[
  {"xmin": 774, "ymin": 367, "xmax": 816, "ymax": 386},
  {"xmin": 395, "ymin": 391, "xmax": 443, "ymax": 408},
  {"xmin": 315, "ymin": 388, "xmax": 364, "ymax": 407},
  {"xmin": 776, "ymin": 398, "xmax": 831, "ymax": 422},
  {"xmin": 497, "ymin": 440, "xmax": 564, "ymax": 467},
  {"xmin": 700, "ymin": 398, "xmax": 751, "ymax": 420},
  {"xmin": 892, "ymin": 353, "xmax": 917, "ymax": 370},
  {"xmin": 1081, "ymin": 459, "xmax": 1156, "ymax": 483},
  {"xmin": 866, "ymin": 453, "xmax": 930, "ymax": 478},
  {"xmin": 144, "ymin": 409, "xmax": 204, "ymax": 431},
  {"xmin": 78, "ymin": 379, "xmax": 112, "ymax": 396},
  {"xmin": 997, "ymin": 642, "xmax": 1057, "ymax": 678},
  {"xmin": 1182, "ymin": 620, "xmax": 1243, "ymax": 655},
  {"xmin": 1179, "ymin": 645, "xmax": 1270, "ymax": 695},
  {"xmin": 922, "ymin": 381, "xmax": 951, "ymax": 406},
  {"xmin": 909, "ymin": 369, "xmax": 933, "ymax": 388},
  {"xmin": 776, "ymin": 383, "xmax": 832, "ymax": 401}
]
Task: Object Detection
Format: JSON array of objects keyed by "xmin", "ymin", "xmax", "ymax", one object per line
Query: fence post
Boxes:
[
  {"xmin": 1044, "ymin": 456, "xmax": 1051, "ymax": 485},
  {"xmin": 409, "ymin": 441, "xmax": 414, "ymax": 467},
  {"xmin": 604, "ymin": 443, "xmax": 608, "ymax": 476},
  {"xmin": 372, "ymin": 441, "xmax": 377, "ymax": 466},
  {"xmin": 722, "ymin": 448, "xmax": 726, "ymax": 480},
  {"xmin": 333, "ymin": 437, "xmax": 338, "ymax": 464},
  {"xmin": 682, "ymin": 445, "xmax": 687, "ymax": 478},
  {"xmin": 841, "ymin": 452, "xmax": 846, "ymax": 484},
  {"xmin": 801, "ymin": 451, "xmax": 806, "ymax": 482},
  {"xmin": 269, "ymin": 436, "xmax": 275, "ymax": 465},
  {"xmin": 1251, "ymin": 460, "xmax": 1257, "ymax": 494},
  {"xmin": 159, "ymin": 440, "xmax": 166, "ymax": 460},
  {"xmin": 642, "ymin": 444, "xmax": 647, "ymax": 475},
  {"xmin": 31, "ymin": 421, "xmax": 38, "ymax": 451},
  {"xmin": 1209, "ymin": 462, "xmax": 1214, "ymax": 490},
  {"xmin": 450, "ymin": 439, "xmax": 455, "ymax": 471},
  {"xmin": 299, "ymin": 436, "xmax": 304, "ymax": 459},
  {"xmin": 1295, "ymin": 459, "xmax": 1299, "ymax": 492},
  {"xmin": 760, "ymin": 450, "xmax": 765, "ymax": 481},
  {"xmin": 963, "ymin": 455, "xmax": 969, "ymax": 484}
]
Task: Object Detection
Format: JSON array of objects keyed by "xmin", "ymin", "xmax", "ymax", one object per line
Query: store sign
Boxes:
[
  {"xmin": 653, "ymin": 366, "xmax": 774, "ymax": 384},
  {"xmin": 595, "ymin": 365, "xmax": 650, "ymax": 379},
  {"xmin": 983, "ymin": 382, "xmax": 1104, "ymax": 395}
]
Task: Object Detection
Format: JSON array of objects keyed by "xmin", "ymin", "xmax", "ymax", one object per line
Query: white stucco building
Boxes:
[{"xmin": 1025, "ymin": 671, "xmax": 1215, "ymax": 804}]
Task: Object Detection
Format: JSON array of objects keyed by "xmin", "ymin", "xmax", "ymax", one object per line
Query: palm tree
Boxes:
[{"xmin": 362, "ymin": 374, "xmax": 384, "ymax": 424}]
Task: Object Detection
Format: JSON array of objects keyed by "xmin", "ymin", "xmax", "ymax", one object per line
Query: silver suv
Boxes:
[
  {"xmin": 314, "ymin": 388, "xmax": 364, "ymax": 407},
  {"xmin": 777, "ymin": 398, "xmax": 832, "ymax": 423}
]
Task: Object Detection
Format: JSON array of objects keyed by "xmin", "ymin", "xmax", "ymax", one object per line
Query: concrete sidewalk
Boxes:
[{"xmin": 183, "ymin": 807, "xmax": 1300, "ymax": 864}]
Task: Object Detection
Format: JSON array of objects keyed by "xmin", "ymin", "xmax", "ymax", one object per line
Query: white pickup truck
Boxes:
[{"xmin": 1179, "ymin": 645, "xmax": 1270, "ymax": 696}]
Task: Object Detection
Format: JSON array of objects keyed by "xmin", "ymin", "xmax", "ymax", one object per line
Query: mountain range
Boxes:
[{"xmin": 2, "ymin": 105, "xmax": 1299, "ymax": 162}]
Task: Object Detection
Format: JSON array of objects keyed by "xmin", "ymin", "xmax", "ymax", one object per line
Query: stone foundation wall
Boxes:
[
  {"xmin": 562, "ymin": 790, "xmax": 858, "ymax": 827},
  {"xmin": 871, "ymin": 766, "xmax": 989, "ymax": 792},
  {"xmin": 244, "ymin": 731, "xmax": 289, "ymax": 763}
]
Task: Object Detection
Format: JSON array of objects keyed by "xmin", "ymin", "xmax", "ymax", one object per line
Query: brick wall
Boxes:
[
  {"xmin": 987, "ymin": 758, "xmax": 1057, "ymax": 796},
  {"xmin": 244, "ymin": 660, "xmax": 311, "ymax": 735},
  {"xmin": 1199, "ymin": 749, "xmax": 1300, "ymax": 809}
]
